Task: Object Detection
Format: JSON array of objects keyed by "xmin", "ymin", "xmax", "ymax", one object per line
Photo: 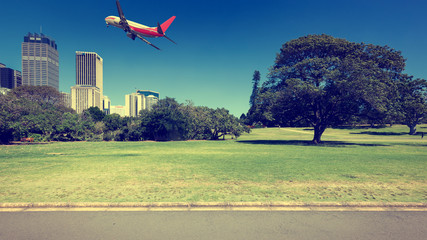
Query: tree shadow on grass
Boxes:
[
  {"xmin": 350, "ymin": 131, "xmax": 407, "ymax": 136},
  {"xmin": 237, "ymin": 140, "xmax": 388, "ymax": 147}
]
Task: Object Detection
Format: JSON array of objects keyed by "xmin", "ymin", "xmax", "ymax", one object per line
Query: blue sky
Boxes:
[{"xmin": 1, "ymin": 0, "xmax": 426, "ymax": 116}]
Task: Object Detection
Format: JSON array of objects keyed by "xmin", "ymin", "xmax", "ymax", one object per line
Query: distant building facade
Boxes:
[
  {"xmin": 125, "ymin": 90, "xmax": 159, "ymax": 117},
  {"xmin": 0, "ymin": 63, "xmax": 22, "ymax": 89},
  {"xmin": 103, "ymin": 95, "xmax": 111, "ymax": 114},
  {"xmin": 71, "ymin": 51, "xmax": 103, "ymax": 113},
  {"xmin": 71, "ymin": 85, "xmax": 101, "ymax": 113},
  {"xmin": 110, "ymin": 105, "xmax": 125, "ymax": 117},
  {"xmin": 21, "ymin": 33, "xmax": 59, "ymax": 90},
  {"xmin": 60, "ymin": 91, "xmax": 71, "ymax": 108},
  {"xmin": 125, "ymin": 93, "xmax": 143, "ymax": 117}
]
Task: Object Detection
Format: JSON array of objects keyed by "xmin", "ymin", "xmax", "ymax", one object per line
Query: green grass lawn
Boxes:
[{"xmin": 0, "ymin": 125, "xmax": 426, "ymax": 203}]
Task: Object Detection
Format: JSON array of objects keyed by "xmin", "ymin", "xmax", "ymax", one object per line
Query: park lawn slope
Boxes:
[{"xmin": 0, "ymin": 125, "xmax": 426, "ymax": 203}]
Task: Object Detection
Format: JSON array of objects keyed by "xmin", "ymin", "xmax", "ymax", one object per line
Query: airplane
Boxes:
[{"xmin": 105, "ymin": 0, "xmax": 176, "ymax": 50}]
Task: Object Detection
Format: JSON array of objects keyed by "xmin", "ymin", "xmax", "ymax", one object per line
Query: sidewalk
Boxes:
[{"xmin": 1, "ymin": 202, "xmax": 426, "ymax": 211}]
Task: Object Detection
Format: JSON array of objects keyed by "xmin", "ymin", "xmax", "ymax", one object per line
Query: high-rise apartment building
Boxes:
[
  {"xmin": 21, "ymin": 33, "xmax": 59, "ymax": 90},
  {"xmin": 71, "ymin": 51, "xmax": 103, "ymax": 113},
  {"xmin": 125, "ymin": 90, "xmax": 159, "ymax": 117},
  {"xmin": 0, "ymin": 63, "xmax": 22, "ymax": 89}
]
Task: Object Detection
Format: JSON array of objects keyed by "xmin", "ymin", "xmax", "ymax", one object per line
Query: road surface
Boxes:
[{"xmin": 1, "ymin": 210, "xmax": 426, "ymax": 240}]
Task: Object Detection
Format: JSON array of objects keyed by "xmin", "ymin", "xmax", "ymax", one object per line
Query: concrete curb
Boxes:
[{"xmin": 1, "ymin": 202, "xmax": 426, "ymax": 209}]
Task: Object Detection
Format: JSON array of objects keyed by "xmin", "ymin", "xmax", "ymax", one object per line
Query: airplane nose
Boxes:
[{"xmin": 105, "ymin": 16, "xmax": 114, "ymax": 24}]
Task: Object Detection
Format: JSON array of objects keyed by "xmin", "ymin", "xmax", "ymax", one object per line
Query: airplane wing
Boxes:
[
  {"xmin": 135, "ymin": 34, "xmax": 161, "ymax": 50},
  {"xmin": 114, "ymin": 0, "xmax": 162, "ymax": 50},
  {"xmin": 116, "ymin": 0, "xmax": 131, "ymax": 32}
]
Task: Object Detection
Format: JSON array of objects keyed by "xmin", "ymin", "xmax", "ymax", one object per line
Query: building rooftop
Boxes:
[
  {"xmin": 136, "ymin": 90, "xmax": 160, "ymax": 98},
  {"xmin": 24, "ymin": 33, "xmax": 57, "ymax": 50}
]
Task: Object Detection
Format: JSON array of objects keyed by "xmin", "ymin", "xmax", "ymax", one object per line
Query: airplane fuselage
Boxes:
[{"xmin": 105, "ymin": 16, "xmax": 162, "ymax": 38}]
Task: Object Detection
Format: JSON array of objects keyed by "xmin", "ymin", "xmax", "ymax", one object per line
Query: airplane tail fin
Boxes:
[{"xmin": 159, "ymin": 16, "xmax": 176, "ymax": 33}]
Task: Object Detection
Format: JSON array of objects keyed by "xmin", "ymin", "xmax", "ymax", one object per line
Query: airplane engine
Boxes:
[{"xmin": 126, "ymin": 32, "xmax": 136, "ymax": 40}]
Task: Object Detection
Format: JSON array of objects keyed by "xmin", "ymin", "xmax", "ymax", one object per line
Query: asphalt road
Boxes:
[{"xmin": 0, "ymin": 211, "xmax": 426, "ymax": 240}]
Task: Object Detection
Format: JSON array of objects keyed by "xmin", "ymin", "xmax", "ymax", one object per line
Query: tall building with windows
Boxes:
[
  {"xmin": 60, "ymin": 91, "xmax": 71, "ymax": 108},
  {"xmin": 71, "ymin": 86, "xmax": 101, "ymax": 113},
  {"xmin": 125, "ymin": 90, "xmax": 159, "ymax": 117},
  {"xmin": 71, "ymin": 51, "xmax": 103, "ymax": 113},
  {"xmin": 125, "ymin": 93, "xmax": 143, "ymax": 117},
  {"xmin": 21, "ymin": 33, "xmax": 59, "ymax": 89},
  {"xmin": 137, "ymin": 90, "xmax": 159, "ymax": 110},
  {"xmin": 75, "ymin": 51, "xmax": 103, "ymax": 94},
  {"xmin": 0, "ymin": 63, "xmax": 22, "ymax": 89},
  {"xmin": 103, "ymin": 95, "xmax": 111, "ymax": 114}
]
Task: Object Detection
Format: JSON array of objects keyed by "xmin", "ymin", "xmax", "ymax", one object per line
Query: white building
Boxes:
[
  {"xmin": 125, "ymin": 93, "xmax": 144, "ymax": 117},
  {"xmin": 124, "ymin": 90, "xmax": 159, "ymax": 117},
  {"xmin": 71, "ymin": 85, "xmax": 101, "ymax": 114},
  {"xmin": 60, "ymin": 91, "xmax": 71, "ymax": 108},
  {"xmin": 103, "ymin": 95, "xmax": 111, "ymax": 114},
  {"xmin": 110, "ymin": 105, "xmax": 125, "ymax": 117},
  {"xmin": 71, "ymin": 51, "xmax": 103, "ymax": 113}
]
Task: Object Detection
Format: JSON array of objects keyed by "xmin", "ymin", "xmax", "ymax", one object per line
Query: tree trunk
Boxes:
[
  {"xmin": 312, "ymin": 124, "xmax": 326, "ymax": 144},
  {"xmin": 408, "ymin": 124, "xmax": 417, "ymax": 135}
]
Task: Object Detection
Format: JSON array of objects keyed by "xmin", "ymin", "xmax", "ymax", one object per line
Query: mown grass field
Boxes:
[{"xmin": 0, "ymin": 125, "xmax": 426, "ymax": 203}]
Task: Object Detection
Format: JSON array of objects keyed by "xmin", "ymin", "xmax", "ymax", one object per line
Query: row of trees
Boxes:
[
  {"xmin": 244, "ymin": 34, "xmax": 427, "ymax": 143},
  {"xmin": 0, "ymin": 86, "xmax": 249, "ymax": 144}
]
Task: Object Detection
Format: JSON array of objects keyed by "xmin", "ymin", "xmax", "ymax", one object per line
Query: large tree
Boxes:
[
  {"xmin": 396, "ymin": 75, "xmax": 427, "ymax": 135},
  {"xmin": 209, "ymin": 108, "xmax": 249, "ymax": 140},
  {"xmin": 246, "ymin": 70, "xmax": 262, "ymax": 125},
  {"xmin": 259, "ymin": 34, "xmax": 405, "ymax": 144},
  {"xmin": 249, "ymin": 70, "xmax": 261, "ymax": 108},
  {"xmin": 0, "ymin": 86, "xmax": 96, "ymax": 143},
  {"xmin": 141, "ymin": 97, "xmax": 190, "ymax": 141}
]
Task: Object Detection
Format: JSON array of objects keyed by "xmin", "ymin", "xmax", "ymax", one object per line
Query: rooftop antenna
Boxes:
[{"xmin": 40, "ymin": 25, "xmax": 42, "ymax": 34}]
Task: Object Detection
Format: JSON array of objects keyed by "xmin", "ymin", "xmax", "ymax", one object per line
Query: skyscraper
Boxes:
[
  {"xmin": 0, "ymin": 63, "xmax": 21, "ymax": 89},
  {"xmin": 21, "ymin": 33, "xmax": 59, "ymax": 89},
  {"xmin": 71, "ymin": 51, "xmax": 103, "ymax": 113},
  {"xmin": 75, "ymin": 51, "xmax": 103, "ymax": 94}
]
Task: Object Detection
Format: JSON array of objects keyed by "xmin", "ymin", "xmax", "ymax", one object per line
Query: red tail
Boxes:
[{"xmin": 159, "ymin": 16, "xmax": 176, "ymax": 33}]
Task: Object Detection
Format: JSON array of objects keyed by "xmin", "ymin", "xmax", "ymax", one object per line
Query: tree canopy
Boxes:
[
  {"xmin": 396, "ymin": 75, "xmax": 427, "ymax": 134},
  {"xmin": 1, "ymin": 86, "xmax": 249, "ymax": 143},
  {"xmin": 254, "ymin": 34, "xmax": 412, "ymax": 143}
]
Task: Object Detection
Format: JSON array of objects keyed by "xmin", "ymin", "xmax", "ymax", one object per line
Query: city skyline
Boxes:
[{"xmin": 1, "ymin": 0, "xmax": 427, "ymax": 116}]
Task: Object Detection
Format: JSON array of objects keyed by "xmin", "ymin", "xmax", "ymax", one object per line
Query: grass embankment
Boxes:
[{"xmin": 0, "ymin": 125, "xmax": 426, "ymax": 203}]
